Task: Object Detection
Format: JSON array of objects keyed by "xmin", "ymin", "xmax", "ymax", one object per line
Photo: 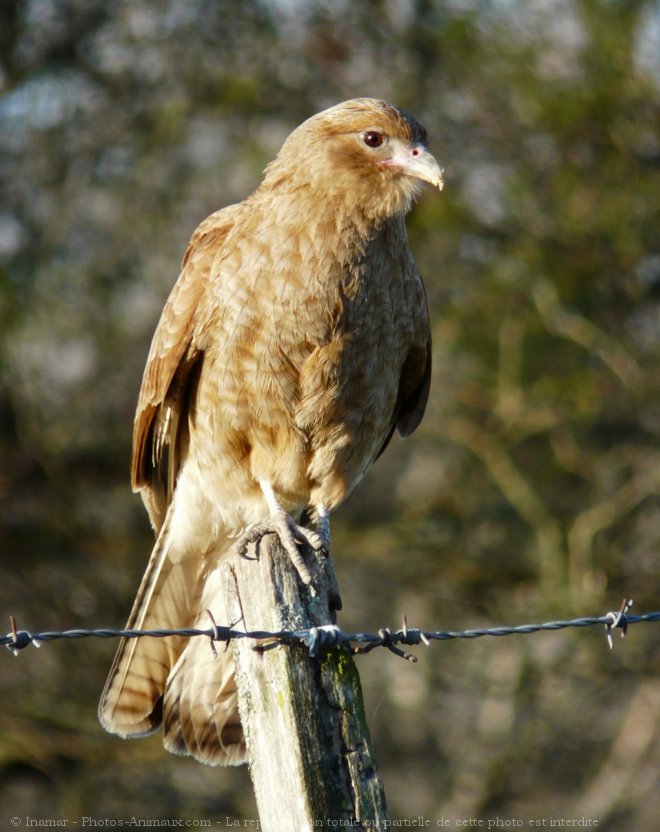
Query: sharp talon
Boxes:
[
  {"xmin": 331, "ymin": 591, "xmax": 343, "ymax": 612},
  {"xmin": 233, "ymin": 524, "xmax": 272, "ymax": 558}
]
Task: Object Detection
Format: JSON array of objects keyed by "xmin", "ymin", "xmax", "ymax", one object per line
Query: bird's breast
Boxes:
[{"xmin": 193, "ymin": 220, "xmax": 415, "ymax": 512}]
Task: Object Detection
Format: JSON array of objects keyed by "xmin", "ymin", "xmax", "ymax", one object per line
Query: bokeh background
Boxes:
[{"xmin": 1, "ymin": 1, "xmax": 658, "ymax": 828}]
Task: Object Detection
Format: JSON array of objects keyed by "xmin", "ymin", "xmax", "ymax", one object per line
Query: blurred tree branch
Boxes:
[{"xmin": 532, "ymin": 278, "xmax": 643, "ymax": 390}]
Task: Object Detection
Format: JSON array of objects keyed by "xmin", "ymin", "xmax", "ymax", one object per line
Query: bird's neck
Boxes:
[{"xmin": 252, "ymin": 182, "xmax": 407, "ymax": 266}]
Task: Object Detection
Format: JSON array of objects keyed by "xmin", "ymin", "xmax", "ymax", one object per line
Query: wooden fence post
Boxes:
[{"xmin": 220, "ymin": 534, "xmax": 389, "ymax": 832}]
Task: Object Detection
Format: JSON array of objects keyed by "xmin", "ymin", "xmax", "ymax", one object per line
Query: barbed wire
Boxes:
[{"xmin": 3, "ymin": 599, "xmax": 657, "ymax": 662}]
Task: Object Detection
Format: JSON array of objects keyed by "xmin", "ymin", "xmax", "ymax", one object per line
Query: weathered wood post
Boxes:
[{"xmin": 220, "ymin": 535, "xmax": 388, "ymax": 831}]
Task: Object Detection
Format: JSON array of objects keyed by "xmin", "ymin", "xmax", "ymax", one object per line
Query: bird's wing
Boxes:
[
  {"xmin": 100, "ymin": 207, "xmax": 246, "ymax": 758},
  {"xmin": 397, "ymin": 255, "xmax": 432, "ymax": 437},
  {"xmin": 375, "ymin": 261, "xmax": 432, "ymax": 461},
  {"xmin": 131, "ymin": 208, "xmax": 238, "ymax": 532},
  {"xmin": 395, "ymin": 337, "xmax": 432, "ymax": 438}
]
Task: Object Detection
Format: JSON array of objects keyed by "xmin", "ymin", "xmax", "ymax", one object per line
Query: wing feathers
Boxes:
[
  {"xmin": 131, "ymin": 208, "xmax": 238, "ymax": 530},
  {"xmin": 396, "ymin": 342, "xmax": 432, "ymax": 438}
]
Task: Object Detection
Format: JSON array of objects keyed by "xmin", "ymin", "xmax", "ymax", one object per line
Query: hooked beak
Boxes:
[{"xmin": 379, "ymin": 143, "xmax": 444, "ymax": 190}]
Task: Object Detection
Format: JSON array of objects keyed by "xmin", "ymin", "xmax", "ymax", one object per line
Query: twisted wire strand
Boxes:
[{"xmin": 3, "ymin": 601, "xmax": 657, "ymax": 661}]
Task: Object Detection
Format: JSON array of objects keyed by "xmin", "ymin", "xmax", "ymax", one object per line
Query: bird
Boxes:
[{"xmin": 98, "ymin": 97, "xmax": 442, "ymax": 766}]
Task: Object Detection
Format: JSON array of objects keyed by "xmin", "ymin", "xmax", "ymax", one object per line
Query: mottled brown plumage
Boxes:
[{"xmin": 98, "ymin": 98, "xmax": 442, "ymax": 765}]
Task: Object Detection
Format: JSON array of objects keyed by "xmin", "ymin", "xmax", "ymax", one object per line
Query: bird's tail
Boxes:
[{"xmin": 98, "ymin": 507, "xmax": 246, "ymax": 766}]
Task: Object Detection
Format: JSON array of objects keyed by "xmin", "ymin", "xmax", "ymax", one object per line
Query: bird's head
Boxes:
[{"xmin": 261, "ymin": 98, "xmax": 443, "ymax": 223}]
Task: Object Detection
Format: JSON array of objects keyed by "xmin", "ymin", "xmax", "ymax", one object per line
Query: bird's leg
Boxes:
[
  {"xmin": 234, "ymin": 480, "xmax": 325, "ymax": 585},
  {"xmin": 315, "ymin": 504, "xmax": 330, "ymax": 550}
]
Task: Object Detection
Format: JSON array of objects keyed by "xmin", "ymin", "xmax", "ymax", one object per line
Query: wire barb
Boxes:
[
  {"xmin": 205, "ymin": 609, "xmax": 220, "ymax": 657},
  {"xmin": 354, "ymin": 628, "xmax": 418, "ymax": 662},
  {"xmin": 604, "ymin": 598, "xmax": 633, "ymax": 651}
]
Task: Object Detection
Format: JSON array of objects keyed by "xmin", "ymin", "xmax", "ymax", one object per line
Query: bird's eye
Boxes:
[{"xmin": 363, "ymin": 131, "xmax": 384, "ymax": 148}]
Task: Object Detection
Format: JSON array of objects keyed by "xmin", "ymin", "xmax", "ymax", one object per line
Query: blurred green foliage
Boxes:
[{"xmin": 0, "ymin": 1, "xmax": 658, "ymax": 829}]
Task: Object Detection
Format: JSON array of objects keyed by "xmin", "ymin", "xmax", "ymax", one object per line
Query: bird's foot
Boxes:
[
  {"xmin": 236, "ymin": 481, "xmax": 329, "ymax": 586},
  {"xmin": 235, "ymin": 517, "xmax": 322, "ymax": 585}
]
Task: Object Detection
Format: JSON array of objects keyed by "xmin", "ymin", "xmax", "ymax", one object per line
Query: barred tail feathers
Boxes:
[{"xmin": 98, "ymin": 511, "xmax": 245, "ymax": 765}]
